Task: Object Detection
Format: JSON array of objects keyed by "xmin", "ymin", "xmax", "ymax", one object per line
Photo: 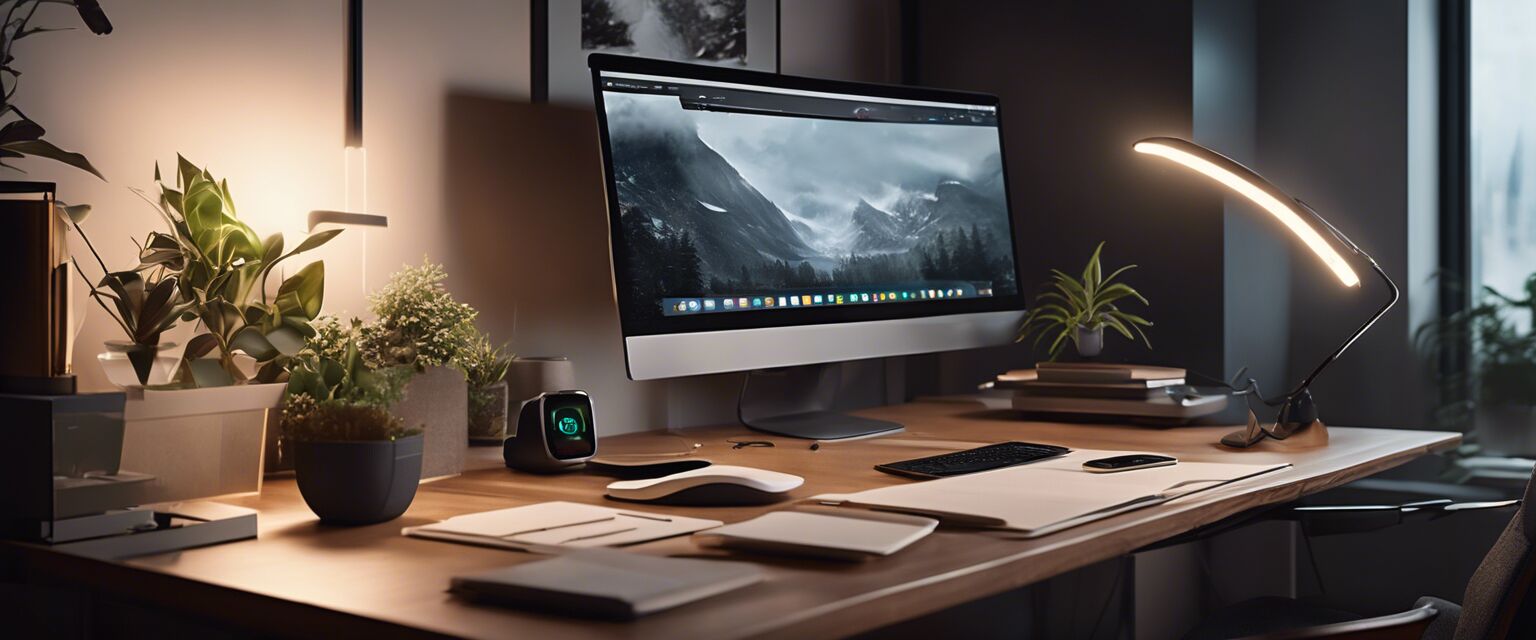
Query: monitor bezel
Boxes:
[{"xmin": 588, "ymin": 53, "xmax": 1027, "ymax": 341}]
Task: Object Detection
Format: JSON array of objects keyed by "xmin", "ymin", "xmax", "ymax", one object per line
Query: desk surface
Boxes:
[{"xmin": 15, "ymin": 401, "xmax": 1458, "ymax": 640}]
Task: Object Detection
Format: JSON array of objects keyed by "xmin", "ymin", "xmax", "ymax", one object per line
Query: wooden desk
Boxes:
[{"xmin": 6, "ymin": 401, "xmax": 1458, "ymax": 639}]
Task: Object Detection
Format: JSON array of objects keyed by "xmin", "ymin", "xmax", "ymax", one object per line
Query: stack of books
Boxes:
[{"xmin": 993, "ymin": 362, "xmax": 1226, "ymax": 422}]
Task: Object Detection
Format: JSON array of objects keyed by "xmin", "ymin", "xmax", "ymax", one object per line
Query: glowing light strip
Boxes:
[{"xmin": 1134, "ymin": 139, "xmax": 1360, "ymax": 287}]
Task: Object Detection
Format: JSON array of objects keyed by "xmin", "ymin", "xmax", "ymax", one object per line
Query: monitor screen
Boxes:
[{"xmin": 593, "ymin": 59, "xmax": 1021, "ymax": 338}]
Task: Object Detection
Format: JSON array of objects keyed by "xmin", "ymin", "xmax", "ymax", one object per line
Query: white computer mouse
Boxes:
[{"xmin": 604, "ymin": 465, "xmax": 805, "ymax": 506}]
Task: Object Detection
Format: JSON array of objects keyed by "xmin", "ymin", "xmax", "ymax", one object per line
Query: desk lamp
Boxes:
[{"xmin": 1133, "ymin": 137, "xmax": 1399, "ymax": 447}]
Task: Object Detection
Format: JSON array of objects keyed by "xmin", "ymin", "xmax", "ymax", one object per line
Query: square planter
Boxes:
[
  {"xmin": 120, "ymin": 383, "xmax": 283, "ymax": 504},
  {"xmin": 391, "ymin": 366, "xmax": 468, "ymax": 479}
]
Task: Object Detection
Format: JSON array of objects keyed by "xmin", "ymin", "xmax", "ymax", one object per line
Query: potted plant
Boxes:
[
  {"xmin": 283, "ymin": 323, "xmax": 421, "ymax": 525},
  {"xmin": 133, "ymin": 157, "xmax": 340, "ymax": 387},
  {"xmin": 0, "ymin": 1, "xmax": 112, "ymax": 392},
  {"xmin": 72, "ymin": 230, "xmax": 193, "ymax": 387},
  {"xmin": 463, "ymin": 333, "xmax": 513, "ymax": 443},
  {"xmin": 359, "ymin": 258, "xmax": 478, "ymax": 477},
  {"xmin": 1017, "ymin": 242, "xmax": 1152, "ymax": 360},
  {"xmin": 1417, "ymin": 272, "xmax": 1536, "ymax": 455},
  {"xmin": 105, "ymin": 158, "xmax": 340, "ymax": 504}
]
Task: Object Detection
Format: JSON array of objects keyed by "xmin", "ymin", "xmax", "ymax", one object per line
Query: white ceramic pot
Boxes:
[
  {"xmin": 98, "ymin": 340, "xmax": 185, "ymax": 388},
  {"xmin": 120, "ymin": 383, "xmax": 284, "ymax": 503}
]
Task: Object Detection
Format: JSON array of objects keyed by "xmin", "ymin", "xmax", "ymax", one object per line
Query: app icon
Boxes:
[
  {"xmin": 752, "ymin": 297, "xmax": 763, "ymax": 307},
  {"xmin": 739, "ymin": 297, "xmax": 749, "ymax": 307},
  {"xmin": 861, "ymin": 293, "xmax": 870, "ymax": 302},
  {"xmin": 801, "ymin": 295, "xmax": 812, "ymax": 305},
  {"xmin": 765, "ymin": 297, "xmax": 775, "ymax": 307},
  {"xmin": 777, "ymin": 297, "xmax": 787, "ymax": 307},
  {"xmin": 789, "ymin": 296, "xmax": 800, "ymax": 306},
  {"xmin": 927, "ymin": 289, "xmax": 935, "ymax": 298},
  {"xmin": 723, "ymin": 298, "xmax": 735, "ymax": 309},
  {"xmin": 687, "ymin": 299, "xmax": 700, "ymax": 311},
  {"xmin": 703, "ymin": 299, "xmax": 716, "ymax": 311},
  {"xmin": 877, "ymin": 293, "xmax": 886, "ymax": 301},
  {"xmin": 551, "ymin": 407, "xmax": 585, "ymax": 436},
  {"xmin": 835, "ymin": 295, "xmax": 845, "ymax": 304},
  {"xmin": 813, "ymin": 295, "xmax": 824, "ymax": 304}
]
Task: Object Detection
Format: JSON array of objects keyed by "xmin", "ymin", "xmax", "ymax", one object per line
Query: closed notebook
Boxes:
[
  {"xmin": 1011, "ymin": 392, "xmax": 1227, "ymax": 420},
  {"xmin": 1032, "ymin": 363, "xmax": 1186, "ymax": 384},
  {"xmin": 695, "ymin": 509, "xmax": 937, "ymax": 561},
  {"xmin": 814, "ymin": 450, "xmax": 1289, "ymax": 538},
  {"xmin": 403, "ymin": 501, "xmax": 721, "ymax": 551},
  {"xmin": 450, "ymin": 549, "xmax": 764, "ymax": 620}
]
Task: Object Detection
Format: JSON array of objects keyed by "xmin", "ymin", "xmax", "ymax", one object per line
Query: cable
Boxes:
[
  {"xmin": 1300, "ymin": 529, "xmax": 1328, "ymax": 598},
  {"xmin": 1086, "ymin": 560, "xmax": 1125, "ymax": 640}
]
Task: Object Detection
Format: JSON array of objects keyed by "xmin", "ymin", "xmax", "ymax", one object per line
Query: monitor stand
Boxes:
[{"xmin": 737, "ymin": 363, "xmax": 904, "ymax": 440}]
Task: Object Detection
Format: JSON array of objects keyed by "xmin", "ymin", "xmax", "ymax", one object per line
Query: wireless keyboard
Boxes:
[{"xmin": 874, "ymin": 442, "xmax": 1071, "ymax": 479}]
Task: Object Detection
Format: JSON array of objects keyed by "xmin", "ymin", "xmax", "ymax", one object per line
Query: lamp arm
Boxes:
[{"xmin": 1283, "ymin": 200, "xmax": 1401, "ymax": 401}]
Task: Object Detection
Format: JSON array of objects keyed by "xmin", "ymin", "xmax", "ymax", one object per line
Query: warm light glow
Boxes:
[
  {"xmin": 344, "ymin": 145, "xmax": 367, "ymax": 213},
  {"xmin": 1134, "ymin": 139, "xmax": 1360, "ymax": 287}
]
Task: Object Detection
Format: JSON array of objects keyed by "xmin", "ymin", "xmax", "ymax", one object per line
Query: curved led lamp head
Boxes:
[{"xmin": 1133, "ymin": 136, "xmax": 1399, "ymax": 447}]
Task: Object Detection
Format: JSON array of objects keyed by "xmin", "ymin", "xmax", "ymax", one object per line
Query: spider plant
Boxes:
[{"xmin": 1017, "ymin": 241, "xmax": 1152, "ymax": 360}]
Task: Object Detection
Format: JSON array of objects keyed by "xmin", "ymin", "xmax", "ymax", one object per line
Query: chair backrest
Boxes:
[{"xmin": 1456, "ymin": 469, "xmax": 1536, "ymax": 639}]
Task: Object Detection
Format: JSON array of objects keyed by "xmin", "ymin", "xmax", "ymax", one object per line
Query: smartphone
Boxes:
[{"xmin": 1083, "ymin": 454, "xmax": 1177, "ymax": 473}]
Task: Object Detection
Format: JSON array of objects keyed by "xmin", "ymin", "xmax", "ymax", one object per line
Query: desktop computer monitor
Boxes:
[{"xmin": 589, "ymin": 54, "xmax": 1025, "ymax": 438}]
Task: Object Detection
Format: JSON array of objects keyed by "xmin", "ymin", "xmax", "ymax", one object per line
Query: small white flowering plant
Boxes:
[{"xmin": 360, "ymin": 259, "xmax": 479, "ymax": 371}]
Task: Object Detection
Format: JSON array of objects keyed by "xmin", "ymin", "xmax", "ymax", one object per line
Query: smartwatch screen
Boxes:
[{"xmin": 544, "ymin": 393, "xmax": 596, "ymax": 460}]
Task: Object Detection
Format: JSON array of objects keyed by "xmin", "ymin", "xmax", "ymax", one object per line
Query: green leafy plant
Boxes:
[
  {"xmin": 359, "ymin": 258, "xmax": 477, "ymax": 371},
  {"xmin": 71, "ymin": 244, "xmax": 190, "ymax": 346},
  {"xmin": 1416, "ymin": 272, "xmax": 1536, "ymax": 428},
  {"xmin": 462, "ymin": 332, "xmax": 512, "ymax": 390},
  {"xmin": 1017, "ymin": 241, "xmax": 1152, "ymax": 360},
  {"xmin": 133, "ymin": 157, "xmax": 341, "ymax": 386},
  {"xmin": 282, "ymin": 319, "xmax": 418, "ymax": 442},
  {"xmin": 1, "ymin": 0, "xmax": 112, "ymax": 221}
]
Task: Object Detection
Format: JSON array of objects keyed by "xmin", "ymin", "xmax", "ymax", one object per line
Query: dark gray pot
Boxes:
[{"xmin": 293, "ymin": 434, "xmax": 423, "ymax": 525}]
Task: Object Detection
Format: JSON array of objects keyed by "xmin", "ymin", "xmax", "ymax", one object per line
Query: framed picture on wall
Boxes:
[{"xmin": 533, "ymin": 0, "xmax": 780, "ymax": 106}]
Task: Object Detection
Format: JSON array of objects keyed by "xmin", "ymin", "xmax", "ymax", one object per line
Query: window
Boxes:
[
  {"xmin": 1470, "ymin": 0, "xmax": 1536, "ymax": 298},
  {"xmin": 1451, "ymin": 0, "xmax": 1536, "ymax": 455}
]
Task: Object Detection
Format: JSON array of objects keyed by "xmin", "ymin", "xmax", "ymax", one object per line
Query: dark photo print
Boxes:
[{"xmin": 582, "ymin": 0, "xmax": 747, "ymax": 64}]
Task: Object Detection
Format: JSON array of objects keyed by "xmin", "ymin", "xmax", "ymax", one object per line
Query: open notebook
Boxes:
[{"xmin": 813, "ymin": 450, "xmax": 1289, "ymax": 538}]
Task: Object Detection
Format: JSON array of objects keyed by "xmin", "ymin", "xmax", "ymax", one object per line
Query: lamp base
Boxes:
[{"xmin": 1220, "ymin": 390, "xmax": 1330, "ymax": 448}]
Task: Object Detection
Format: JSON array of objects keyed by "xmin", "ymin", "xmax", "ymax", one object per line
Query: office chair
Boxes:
[{"xmin": 1184, "ymin": 465, "xmax": 1535, "ymax": 640}]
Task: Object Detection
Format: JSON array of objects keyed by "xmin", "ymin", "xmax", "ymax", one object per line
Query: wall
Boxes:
[
  {"xmin": 906, "ymin": 0, "xmax": 1227, "ymax": 393},
  {"xmin": 1257, "ymin": 0, "xmax": 1438, "ymax": 428},
  {"xmin": 20, "ymin": 0, "xmax": 900, "ymax": 434},
  {"xmin": 1195, "ymin": 0, "xmax": 1293, "ymax": 392}
]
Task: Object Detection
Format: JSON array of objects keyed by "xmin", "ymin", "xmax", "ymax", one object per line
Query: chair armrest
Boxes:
[{"xmin": 1235, "ymin": 602, "xmax": 1438, "ymax": 640}]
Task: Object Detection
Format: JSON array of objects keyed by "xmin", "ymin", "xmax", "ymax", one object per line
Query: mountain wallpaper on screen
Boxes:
[{"xmin": 604, "ymin": 92, "xmax": 1017, "ymax": 319}]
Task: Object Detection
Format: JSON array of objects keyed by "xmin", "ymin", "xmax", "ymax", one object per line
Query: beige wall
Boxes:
[{"xmin": 21, "ymin": 0, "xmax": 900, "ymax": 434}]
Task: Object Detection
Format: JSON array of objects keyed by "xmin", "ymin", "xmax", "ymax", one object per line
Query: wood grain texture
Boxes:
[{"xmin": 5, "ymin": 400, "xmax": 1458, "ymax": 640}]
